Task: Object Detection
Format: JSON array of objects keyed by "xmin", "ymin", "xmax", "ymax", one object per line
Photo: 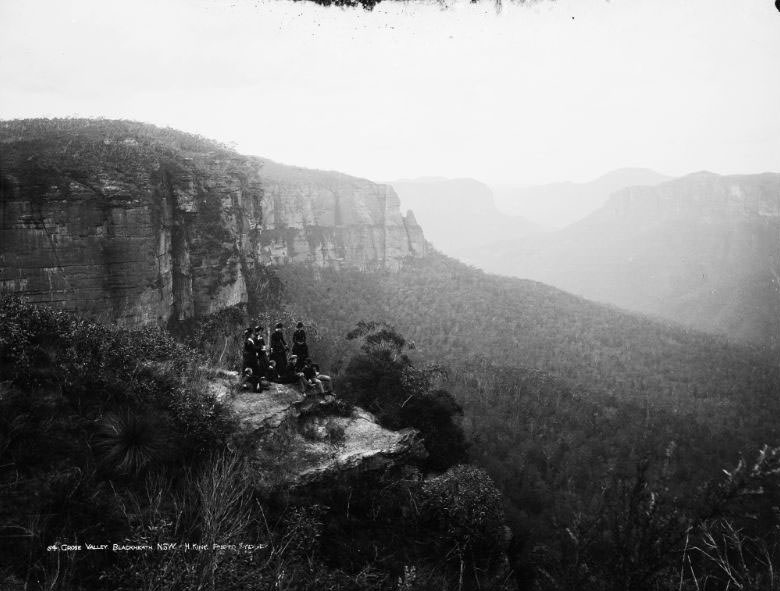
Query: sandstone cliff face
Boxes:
[
  {"xmin": 598, "ymin": 171, "xmax": 780, "ymax": 223},
  {"xmin": 257, "ymin": 159, "xmax": 425, "ymax": 270},
  {"xmin": 0, "ymin": 120, "xmax": 425, "ymax": 326}
]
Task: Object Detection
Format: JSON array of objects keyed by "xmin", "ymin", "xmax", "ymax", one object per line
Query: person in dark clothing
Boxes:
[
  {"xmin": 243, "ymin": 367, "xmax": 261, "ymax": 392},
  {"xmin": 269, "ymin": 323, "xmax": 289, "ymax": 376},
  {"xmin": 300, "ymin": 358, "xmax": 325, "ymax": 395},
  {"xmin": 276, "ymin": 354, "xmax": 300, "ymax": 384},
  {"xmin": 266, "ymin": 360, "xmax": 279, "ymax": 382},
  {"xmin": 253, "ymin": 325, "xmax": 268, "ymax": 380},
  {"xmin": 291, "ymin": 322, "xmax": 308, "ymax": 371},
  {"xmin": 242, "ymin": 327, "xmax": 260, "ymax": 391},
  {"xmin": 242, "ymin": 327, "xmax": 257, "ymax": 371}
]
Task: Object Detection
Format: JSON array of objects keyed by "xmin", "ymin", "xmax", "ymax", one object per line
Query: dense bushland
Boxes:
[
  {"xmin": 0, "ymin": 118, "xmax": 236, "ymax": 165},
  {"xmin": 276, "ymin": 253, "xmax": 779, "ymax": 409},
  {"xmin": 0, "ymin": 296, "xmax": 234, "ymax": 588},
  {"xmin": 273, "ymin": 257, "xmax": 780, "ymax": 589},
  {"xmin": 0, "ymin": 297, "xmax": 511, "ymax": 590}
]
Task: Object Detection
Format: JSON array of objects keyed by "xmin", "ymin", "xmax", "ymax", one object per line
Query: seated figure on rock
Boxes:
[{"xmin": 300, "ymin": 358, "xmax": 332, "ymax": 396}]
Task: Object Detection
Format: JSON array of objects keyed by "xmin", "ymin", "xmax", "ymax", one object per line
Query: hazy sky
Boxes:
[{"xmin": 1, "ymin": 0, "xmax": 778, "ymax": 185}]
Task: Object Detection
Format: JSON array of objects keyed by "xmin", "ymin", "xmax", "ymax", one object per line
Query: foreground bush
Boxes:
[
  {"xmin": 0, "ymin": 297, "xmax": 235, "ymax": 588},
  {"xmin": 0, "ymin": 299, "xmax": 517, "ymax": 590}
]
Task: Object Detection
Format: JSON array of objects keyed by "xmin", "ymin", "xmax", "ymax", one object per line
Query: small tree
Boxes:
[
  {"xmin": 419, "ymin": 465, "xmax": 509, "ymax": 588},
  {"xmin": 339, "ymin": 322, "xmax": 467, "ymax": 471}
]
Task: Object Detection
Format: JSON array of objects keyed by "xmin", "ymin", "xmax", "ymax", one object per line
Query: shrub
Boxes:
[
  {"xmin": 419, "ymin": 465, "xmax": 507, "ymax": 563},
  {"xmin": 279, "ymin": 505, "xmax": 327, "ymax": 564},
  {"xmin": 179, "ymin": 304, "xmax": 247, "ymax": 369},
  {"xmin": 0, "ymin": 298, "xmax": 240, "ymax": 587},
  {"xmin": 339, "ymin": 322, "xmax": 465, "ymax": 471},
  {"xmin": 400, "ymin": 389, "xmax": 467, "ymax": 472},
  {"xmin": 93, "ymin": 410, "xmax": 171, "ymax": 477}
]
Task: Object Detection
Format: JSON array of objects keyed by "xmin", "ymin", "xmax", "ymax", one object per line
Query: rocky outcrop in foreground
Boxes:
[
  {"xmin": 0, "ymin": 119, "xmax": 425, "ymax": 327},
  {"xmin": 209, "ymin": 371, "xmax": 426, "ymax": 487}
]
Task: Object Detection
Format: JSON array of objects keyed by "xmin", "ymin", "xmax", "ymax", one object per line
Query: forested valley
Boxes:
[
  {"xmin": 274, "ymin": 252, "xmax": 780, "ymax": 589},
  {"xmin": 3, "ymin": 252, "xmax": 779, "ymax": 590}
]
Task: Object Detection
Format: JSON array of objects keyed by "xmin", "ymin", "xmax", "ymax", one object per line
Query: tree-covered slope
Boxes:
[
  {"xmin": 275, "ymin": 254, "xmax": 780, "ymax": 589},
  {"xmin": 277, "ymin": 252, "xmax": 779, "ymax": 416},
  {"xmin": 496, "ymin": 171, "xmax": 780, "ymax": 351}
]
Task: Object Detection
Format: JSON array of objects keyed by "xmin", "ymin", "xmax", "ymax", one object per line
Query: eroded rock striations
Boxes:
[
  {"xmin": 257, "ymin": 159, "xmax": 426, "ymax": 269},
  {"xmin": 0, "ymin": 119, "xmax": 425, "ymax": 326}
]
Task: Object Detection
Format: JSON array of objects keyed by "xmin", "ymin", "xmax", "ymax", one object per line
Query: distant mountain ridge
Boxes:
[
  {"xmin": 390, "ymin": 169, "xmax": 672, "ymax": 273},
  {"xmin": 389, "ymin": 177, "xmax": 541, "ymax": 266},
  {"xmin": 599, "ymin": 170, "xmax": 780, "ymax": 220},
  {"xmin": 491, "ymin": 167, "xmax": 672, "ymax": 229},
  {"xmin": 500, "ymin": 171, "xmax": 780, "ymax": 351}
]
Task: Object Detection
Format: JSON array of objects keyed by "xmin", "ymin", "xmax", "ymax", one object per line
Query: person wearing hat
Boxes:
[
  {"xmin": 253, "ymin": 325, "xmax": 269, "ymax": 385},
  {"xmin": 311, "ymin": 361, "xmax": 332, "ymax": 395},
  {"xmin": 242, "ymin": 327, "xmax": 260, "ymax": 389},
  {"xmin": 300, "ymin": 357, "xmax": 325, "ymax": 395},
  {"xmin": 277, "ymin": 354, "xmax": 300, "ymax": 384},
  {"xmin": 253, "ymin": 325, "xmax": 268, "ymax": 376},
  {"xmin": 242, "ymin": 367, "xmax": 261, "ymax": 392},
  {"xmin": 269, "ymin": 322, "xmax": 289, "ymax": 375},
  {"xmin": 291, "ymin": 321, "xmax": 308, "ymax": 372}
]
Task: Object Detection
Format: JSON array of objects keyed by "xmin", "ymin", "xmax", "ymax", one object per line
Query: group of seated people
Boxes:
[{"xmin": 241, "ymin": 321, "xmax": 332, "ymax": 396}]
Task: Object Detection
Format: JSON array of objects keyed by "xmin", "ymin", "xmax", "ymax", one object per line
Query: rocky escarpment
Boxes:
[
  {"xmin": 208, "ymin": 371, "xmax": 426, "ymax": 487},
  {"xmin": 598, "ymin": 171, "xmax": 780, "ymax": 222},
  {"xmin": 506, "ymin": 171, "xmax": 780, "ymax": 350},
  {"xmin": 0, "ymin": 119, "xmax": 426, "ymax": 326},
  {"xmin": 258, "ymin": 159, "xmax": 425, "ymax": 269}
]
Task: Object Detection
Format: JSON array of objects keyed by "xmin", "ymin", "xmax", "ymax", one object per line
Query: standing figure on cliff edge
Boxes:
[
  {"xmin": 253, "ymin": 325, "xmax": 269, "ymax": 383},
  {"xmin": 291, "ymin": 321, "xmax": 308, "ymax": 372},
  {"xmin": 242, "ymin": 327, "xmax": 261, "ymax": 391},
  {"xmin": 270, "ymin": 322, "xmax": 289, "ymax": 376}
]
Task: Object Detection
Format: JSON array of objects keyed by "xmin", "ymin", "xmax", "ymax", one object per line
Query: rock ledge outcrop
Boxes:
[
  {"xmin": 211, "ymin": 372, "xmax": 425, "ymax": 487},
  {"xmin": 0, "ymin": 119, "xmax": 426, "ymax": 327}
]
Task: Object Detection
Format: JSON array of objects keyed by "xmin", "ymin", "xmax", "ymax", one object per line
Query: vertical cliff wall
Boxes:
[
  {"xmin": 0, "ymin": 119, "xmax": 425, "ymax": 326},
  {"xmin": 255, "ymin": 159, "xmax": 425, "ymax": 270}
]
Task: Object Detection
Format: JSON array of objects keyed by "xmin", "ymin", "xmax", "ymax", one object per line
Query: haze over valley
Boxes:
[
  {"xmin": 2, "ymin": 0, "xmax": 779, "ymax": 589},
  {"xmin": 2, "ymin": 116, "xmax": 780, "ymax": 591},
  {"xmin": 393, "ymin": 169, "xmax": 780, "ymax": 352},
  {"xmin": 490, "ymin": 167, "xmax": 672, "ymax": 229}
]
